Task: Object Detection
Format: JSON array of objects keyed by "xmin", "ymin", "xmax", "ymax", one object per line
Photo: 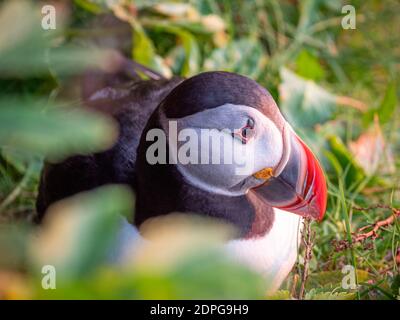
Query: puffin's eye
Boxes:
[{"xmin": 233, "ymin": 118, "xmax": 255, "ymax": 144}]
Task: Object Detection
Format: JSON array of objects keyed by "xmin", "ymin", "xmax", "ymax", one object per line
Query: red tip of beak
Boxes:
[
  {"xmin": 270, "ymin": 135, "xmax": 327, "ymax": 221},
  {"xmin": 296, "ymin": 137, "xmax": 327, "ymax": 220}
]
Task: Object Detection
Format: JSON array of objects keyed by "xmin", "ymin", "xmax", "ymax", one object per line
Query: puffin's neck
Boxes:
[{"xmin": 133, "ymin": 110, "xmax": 275, "ymax": 238}]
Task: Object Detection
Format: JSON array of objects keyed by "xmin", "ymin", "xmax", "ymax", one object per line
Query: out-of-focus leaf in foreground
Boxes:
[
  {"xmin": 32, "ymin": 209, "xmax": 265, "ymax": 299},
  {"xmin": 0, "ymin": 99, "xmax": 117, "ymax": 159},
  {"xmin": 31, "ymin": 185, "xmax": 134, "ymax": 280},
  {"xmin": 0, "ymin": 223, "xmax": 32, "ymax": 270},
  {"xmin": 0, "ymin": 224, "xmax": 34, "ymax": 299},
  {"xmin": 126, "ymin": 214, "xmax": 266, "ymax": 299},
  {"xmin": 0, "ymin": 0, "xmax": 117, "ymax": 77}
]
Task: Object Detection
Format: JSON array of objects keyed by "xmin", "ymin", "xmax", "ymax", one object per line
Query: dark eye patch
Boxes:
[{"xmin": 232, "ymin": 118, "xmax": 255, "ymax": 144}]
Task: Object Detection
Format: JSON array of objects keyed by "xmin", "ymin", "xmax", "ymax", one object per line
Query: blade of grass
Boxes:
[{"xmin": 338, "ymin": 176, "xmax": 360, "ymax": 299}]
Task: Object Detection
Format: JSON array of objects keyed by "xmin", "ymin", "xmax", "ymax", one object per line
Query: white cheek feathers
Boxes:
[{"xmin": 164, "ymin": 104, "xmax": 284, "ymax": 196}]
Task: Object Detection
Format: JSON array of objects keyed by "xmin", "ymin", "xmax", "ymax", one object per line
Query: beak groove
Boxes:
[{"xmin": 251, "ymin": 129, "xmax": 327, "ymax": 221}]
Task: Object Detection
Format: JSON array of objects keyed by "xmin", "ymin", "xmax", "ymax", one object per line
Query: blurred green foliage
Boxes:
[{"xmin": 0, "ymin": 0, "xmax": 399, "ymax": 300}]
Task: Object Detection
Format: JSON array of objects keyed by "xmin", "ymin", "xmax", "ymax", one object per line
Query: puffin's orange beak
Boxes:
[{"xmin": 251, "ymin": 131, "xmax": 327, "ymax": 220}]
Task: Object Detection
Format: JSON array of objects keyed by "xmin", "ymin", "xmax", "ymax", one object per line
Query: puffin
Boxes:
[{"xmin": 36, "ymin": 59, "xmax": 327, "ymax": 291}]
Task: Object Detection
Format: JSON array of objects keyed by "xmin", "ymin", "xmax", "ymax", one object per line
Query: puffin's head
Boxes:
[{"xmin": 149, "ymin": 71, "xmax": 327, "ymax": 221}]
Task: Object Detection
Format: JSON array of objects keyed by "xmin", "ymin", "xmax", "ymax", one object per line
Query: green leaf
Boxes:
[
  {"xmin": 0, "ymin": 98, "xmax": 117, "ymax": 159},
  {"xmin": 279, "ymin": 68, "xmax": 336, "ymax": 130},
  {"xmin": 174, "ymin": 28, "xmax": 200, "ymax": 76},
  {"xmin": 377, "ymin": 81, "xmax": 397, "ymax": 123},
  {"xmin": 35, "ymin": 211, "xmax": 265, "ymax": 299},
  {"xmin": 0, "ymin": 223, "xmax": 32, "ymax": 269},
  {"xmin": 327, "ymin": 135, "xmax": 366, "ymax": 188},
  {"xmin": 146, "ymin": 22, "xmax": 200, "ymax": 76},
  {"xmin": 36, "ymin": 249, "xmax": 265, "ymax": 299},
  {"xmin": 74, "ymin": 0, "xmax": 105, "ymax": 14},
  {"xmin": 295, "ymin": 50, "xmax": 326, "ymax": 81},
  {"xmin": 204, "ymin": 39, "xmax": 266, "ymax": 79},
  {"xmin": 0, "ymin": 1, "xmax": 113, "ymax": 77},
  {"xmin": 132, "ymin": 23, "xmax": 172, "ymax": 77},
  {"xmin": 363, "ymin": 82, "xmax": 398, "ymax": 126},
  {"xmin": 151, "ymin": 250, "xmax": 265, "ymax": 299},
  {"xmin": 132, "ymin": 24, "xmax": 157, "ymax": 68},
  {"xmin": 32, "ymin": 185, "xmax": 134, "ymax": 281}
]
